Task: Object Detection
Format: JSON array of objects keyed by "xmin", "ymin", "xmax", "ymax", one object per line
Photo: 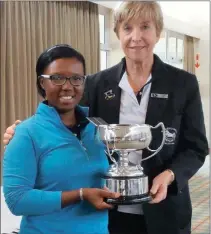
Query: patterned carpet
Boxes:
[
  {"xmin": 1, "ymin": 156, "xmax": 210, "ymax": 233},
  {"xmin": 190, "ymin": 156, "xmax": 210, "ymax": 234}
]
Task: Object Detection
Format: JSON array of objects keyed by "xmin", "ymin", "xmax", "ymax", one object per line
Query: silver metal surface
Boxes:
[
  {"xmin": 97, "ymin": 122, "xmax": 166, "ymax": 164},
  {"xmin": 86, "ymin": 119, "xmax": 166, "ymax": 204},
  {"xmin": 98, "ymin": 124, "xmax": 152, "ymax": 151},
  {"xmin": 105, "ymin": 176, "xmax": 149, "ymax": 196},
  {"xmin": 86, "ymin": 117, "xmax": 108, "ymax": 126},
  {"xmin": 106, "ymin": 165, "xmax": 144, "ymax": 177}
]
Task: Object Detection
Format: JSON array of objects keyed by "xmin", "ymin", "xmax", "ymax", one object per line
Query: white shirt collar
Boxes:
[{"xmin": 119, "ymin": 71, "xmax": 152, "ymax": 96}]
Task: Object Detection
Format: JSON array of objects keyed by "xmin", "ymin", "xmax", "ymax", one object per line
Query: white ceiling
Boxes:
[
  {"xmin": 158, "ymin": 1, "xmax": 209, "ymax": 27},
  {"xmin": 93, "ymin": 1, "xmax": 210, "ymax": 27}
]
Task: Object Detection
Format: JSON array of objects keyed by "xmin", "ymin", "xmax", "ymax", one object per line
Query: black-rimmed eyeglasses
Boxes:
[{"xmin": 39, "ymin": 74, "xmax": 86, "ymax": 86}]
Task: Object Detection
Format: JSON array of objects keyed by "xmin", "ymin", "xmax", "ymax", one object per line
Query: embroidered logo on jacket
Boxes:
[
  {"xmin": 165, "ymin": 128, "xmax": 177, "ymax": 144},
  {"xmin": 104, "ymin": 90, "xmax": 115, "ymax": 100}
]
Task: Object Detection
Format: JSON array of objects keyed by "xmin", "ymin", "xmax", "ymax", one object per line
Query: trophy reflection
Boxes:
[{"xmin": 87, "ymin": 117, "xmax": 166, "ymax": 205}]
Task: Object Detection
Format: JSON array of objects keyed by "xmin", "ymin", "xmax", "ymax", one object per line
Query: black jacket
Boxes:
[{"xmin": 81, "ymin": 55, "xmax": 209, "ymax": 234}]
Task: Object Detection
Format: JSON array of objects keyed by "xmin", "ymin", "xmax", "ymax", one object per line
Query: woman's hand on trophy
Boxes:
[
  {"xmin": 83, "ymin": 188, "xmax": 120, "ymax": 210},
  {"xmin": 3, "ymin": 120, "xmax": 21, "ymax": 145},
  {"xmin": 149, "ymin": 170, "xmax": 174, "ymax": 204}
]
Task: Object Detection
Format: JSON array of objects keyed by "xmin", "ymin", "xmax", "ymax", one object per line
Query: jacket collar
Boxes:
[
  {"xmin": 100, "ymin": 54, "xmax": 170, "ymax": 124},
  {"xmin": 36, "ymin": 101, "xmax": 89, "ymax": 128},
  {"xmin": 112, "ymin": 54, "xmax": 168, "ymax": 84}
]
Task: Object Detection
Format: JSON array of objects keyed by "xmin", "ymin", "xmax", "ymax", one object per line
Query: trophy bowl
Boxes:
[
  {"xmin": 99, "ymin": 124, "xmax": 152, "ymax": 150},
  {"xmin": 87, "ymin": 118, "xmax": 166, "ymax": 205}
]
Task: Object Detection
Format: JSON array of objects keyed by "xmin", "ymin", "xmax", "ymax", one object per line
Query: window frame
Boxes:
[
  {"xmin": 166, "ymin": 30, "xmax": 184, "ymax": 64},
  {"xmin": 154, "ymin": 29, "xmax": 184, "ymax": 69}
]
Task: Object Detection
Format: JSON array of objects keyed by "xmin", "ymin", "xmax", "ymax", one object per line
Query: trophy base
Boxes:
[{"xmin": 105, "ymin": 193, "xmax": 152, "ymax": 205}]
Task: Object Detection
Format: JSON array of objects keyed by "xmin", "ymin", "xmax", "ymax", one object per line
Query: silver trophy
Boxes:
[{"xmin": 87, "ymin": 117, "xmax": 166, "ymax": 205}]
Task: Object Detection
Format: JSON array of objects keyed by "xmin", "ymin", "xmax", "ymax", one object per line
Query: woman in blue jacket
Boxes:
[{"xmin": 3, "ymin": 44, "xmax": 120, "ymax": 234}]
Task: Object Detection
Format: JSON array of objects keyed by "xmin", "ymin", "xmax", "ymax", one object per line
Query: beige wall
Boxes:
[{"xmin": 107, "ymin": 10, "xmax": 210, "ymax": 142}]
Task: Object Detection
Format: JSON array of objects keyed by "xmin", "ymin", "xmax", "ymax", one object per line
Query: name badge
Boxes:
[{"xmin": 151, "ymin": 93, "xmax": 168, "ymax": 99}]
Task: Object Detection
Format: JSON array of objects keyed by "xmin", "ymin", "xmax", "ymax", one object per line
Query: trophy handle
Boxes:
[
  {"xmin": 141, "ymin": 122, "xmax": 166, "ymax": 162},
  {"xmin": 104, "ymin": 126, "xmax": 118, "ymax": 168},
  {"xmin": 104, "ymin": 149, "xmax": 118, "ymax": 167}
]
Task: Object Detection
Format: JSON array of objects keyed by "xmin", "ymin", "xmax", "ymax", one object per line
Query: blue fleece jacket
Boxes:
[{"xmin": 3, "ymin": 102, "xmax": 109, "ymax": 234}]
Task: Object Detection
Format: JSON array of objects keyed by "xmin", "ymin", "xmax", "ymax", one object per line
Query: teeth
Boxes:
[{"xmin": 61, "ymin": 96, "xmax": 73, "ymax": 100}]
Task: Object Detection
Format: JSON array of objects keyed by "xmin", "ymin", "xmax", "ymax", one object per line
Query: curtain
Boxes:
[{"xmin": 183, "ymin": 35, "xmax": 195, "ymax": 74}]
